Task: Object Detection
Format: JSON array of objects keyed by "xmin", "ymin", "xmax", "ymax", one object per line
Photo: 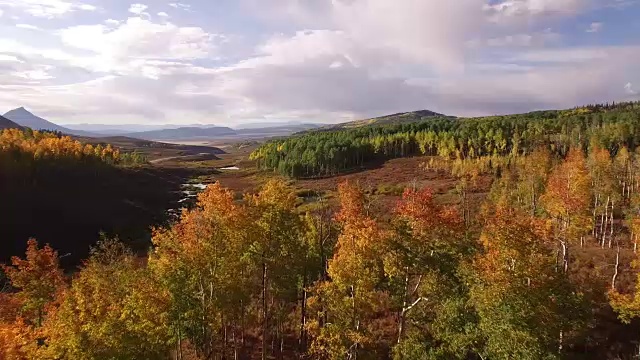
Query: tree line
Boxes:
[
  {"xmin": 0, "ymin": 128, "xmax": 170, "ymax": 266},
  {"xmin": 7, "ymin": 142, "xmax": 640, "ymax": 358},
  {"xmin": 251, "ymin": 102, "xmax": 640, "ymax": 178},
  {"xmin": 0, "ymin": 128, "xmax": 147, "ymax": 175}
]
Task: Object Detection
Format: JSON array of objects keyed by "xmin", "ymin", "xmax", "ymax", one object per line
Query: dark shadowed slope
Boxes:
[
  {"xmin": 3, "ymin": 107, "xmax": 95, "ymax": 136},
  {"xmin": 0, "ymin": 115, "xmax": 22, "ymax": 130}
]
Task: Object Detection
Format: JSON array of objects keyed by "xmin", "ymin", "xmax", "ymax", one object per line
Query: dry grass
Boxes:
[{"xmin": 154, "ymin": 150, "xmax": 494, "ymax": 217}]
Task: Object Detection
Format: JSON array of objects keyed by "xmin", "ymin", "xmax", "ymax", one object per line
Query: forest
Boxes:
[
  {"xmin": 0, "ymin": 128, "xmax": 182, "ymax": 265},
  {"xmin": 251, "ymin": 102, "xmax": 640, "ymax": 178},
  {"xmin": 5, "ymin": 103, "xmax": 640, "ymax": 359}
]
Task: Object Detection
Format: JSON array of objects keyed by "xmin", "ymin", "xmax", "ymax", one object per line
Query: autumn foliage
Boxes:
[{"xmin": 8, "ymin": 138, "xmax": 640, "ymax": 358}]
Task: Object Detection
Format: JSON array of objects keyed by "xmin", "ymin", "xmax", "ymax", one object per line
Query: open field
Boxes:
[{"xmin": 154, "ymin": 144, "xmax": 493, "ymax": 216}]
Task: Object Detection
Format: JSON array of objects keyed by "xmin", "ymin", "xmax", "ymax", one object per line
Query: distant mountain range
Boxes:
[
  {"xmin": 63, "ymin": 121, "xmax": 320, "ymax": 134},
  {"xmin": 63, "ymin": 123, "xmax": 177, "ymax": 135},
  {"xmin": 3, "ymin": 107, "xmax": 323, "ymax": 141},
  {"xmin": 2, "ymin": 107, "xmax": 450, "ymax": 142},
  {"xmin": 3, "ymin": 107, "xmax": 96, "ymax": 136},
  {"xmin": 0, "ymin": 115, "xmax": 22, "ymax": 130},
  {"xmin": 126, "ymin": 126, "xmax": 237, "ymax": 141},
  {"xmin": 121, "ymin": 123, "xmax": 323, "ymax": 141}
]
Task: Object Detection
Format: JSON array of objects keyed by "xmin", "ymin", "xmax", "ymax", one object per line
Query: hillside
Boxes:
[
  {"xmin": 80, "ymin": 135, "xmax": 226, "ymax": 161},
  {"xmin": 252, "ymin": 102, "xmax": 640, "ymax": 178},
  {"xmin": 3, "ymin": 107, "xmax": 95, "ymax": 136},
  {"xmin": 312, "ymin": 109, "xmax": 448, "ymax": 132},
  {"xmin": 236, "ymin": 123, "xmax": 321, "ymax": 136},
  {"xmin": 0, "ymin": 114, "xmax": 21, "ymax": 130}
]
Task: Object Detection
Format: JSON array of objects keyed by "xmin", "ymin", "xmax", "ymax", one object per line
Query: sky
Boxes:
[{"xmin": 0, "ymin": 0, "xmax": 639, "ymax": 126}]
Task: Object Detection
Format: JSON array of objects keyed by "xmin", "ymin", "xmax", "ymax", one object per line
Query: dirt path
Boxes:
[{"xmin": 149, "ymin": 156, "xmax": 185, "ymax": 164}]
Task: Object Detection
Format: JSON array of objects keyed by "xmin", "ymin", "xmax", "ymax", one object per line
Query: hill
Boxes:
[
  {"xmin": 252, "ymin": 102, "xmax": 640, "ymax": 178},
  {"xmin": 0, "ymin": 114, "xmax": 21, "ymax": 130},
  {"xmin": 312, "ymin": 109, "xmax": 448, "ymax": 132},
  {"xmin": 236, "ymin": 123, "xmax": 321, "ymax": 136},
  {"xmin": 80, "ymin": 136, "xmax": 226, "ymax": 161},
  {"xmin": 3, "ymin": 107, "xmax": 95, "ymax": 136}
]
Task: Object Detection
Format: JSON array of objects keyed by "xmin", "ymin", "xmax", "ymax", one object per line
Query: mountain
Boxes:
[
  {"xmin": 63, "ymin": 123, "xmax": 182, "ymax": 135},
  {"xmin": 0, "ymin": 115, "xmax": 22, "ymax": 130},
  {"xmin": 124, "ymin": 123, "xmax": 321, "ymax": 141},
  {"xmin": 3, "ymin": 107, "xmax": 95, "ymax": 136},
  {"xmin": 125, "ymin": 126, "xmax": 238, "ymax": 141},
  {"xmin": 66, "ymin": 122, "xmax": 322, "ymax": 137},
  {"xmin": 312, "ymin": 110, "xmax": 450, "ymax": 132}
]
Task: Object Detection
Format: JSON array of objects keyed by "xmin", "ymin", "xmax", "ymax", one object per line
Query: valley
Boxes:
[
  {"xmin": 2, "ymin": 1, "xmax": 639, "ymax": 357},
  {"xmin": 3, "ymin": 102, "xmax": 640, "ymax": 359}
]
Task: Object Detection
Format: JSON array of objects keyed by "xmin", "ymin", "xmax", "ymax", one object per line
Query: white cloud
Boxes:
[
  {"xmin": 626, "ymin": 82, "xmax": 637, "ymax": 95},
  {"xmin": 331, "ymin": 0, "xmax": 485, "ymax": 71},
  {"xmin": 506, "ymin": 47, "xmax": 612, "ymax": 63},
  {"xmin": 168, "ymin": 2, "xmax": 190, "ymax": 11},
  {"xmin": 0, "ymin": 54, "xmax": 23, "ymax": 63},
  {"xmin": 12, "ymin": 67, "xmax": 54, "ymax": 81},
  {"xmin": 587, "ymin": 22, "xmax": 603, "ymax": 33},
  {"xmin": 485, "ymin": 0, "xmax": 584, "ymax": 17},
  {"xmin": 16, "ymin": 23, "xmax": 40, "ymax": 30},
  {"xmin": 128, "ymin": 3, "xmax": 148, "ymax": 15},
  {"xmin": 59, "ymin": 17, "xmax": 216, "ymax": 66},
  {"xmin": 481, "ymin": 29, "xmax": 560, "ymax": 47},
  {"xmin": 129, "ymin": 4, "xmax": 151, "ymax": 18},
  {"xmin": 0, "ymin": 8, "xmax": 4, "ymax": 17},
  {"xmin": 0, "ymin": 0, "xmax": 97, "ymax": 19},
  {"xmin": 0, "ymin": 0, "xmax": 638, "ymax": 125}
]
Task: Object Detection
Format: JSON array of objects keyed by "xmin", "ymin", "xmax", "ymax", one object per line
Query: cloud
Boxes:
[
  {"xmin": 626, "ymin": 82, "xmax": 637, "ymax": 95},
  {"xmin": 128, "ymin": 3, "xmax": 148, "ymax": 15},
  {"xmin": 16, "ymin": 23, "xmax": 40, "ymax": 30},
  {"xmin": 0, "ymin": 54, "xmax": 24, "ymax": 63},
  {"xmin": 480, "ymin": 29, "xmax": 560, "ymax": 47},
  {"xmin": 586, "ymin": 22, "xmax": 603, "ymax": 33},
  {"xmin": 168, "ymin": 2, "xmax": 190, "ymax": 11},
  {"xmin": 59, "ymin": 17, "xmax": 217, "ymax": 70},
  {"xmin": 485, "ymin": 0, "xmax": 584, "ymax": 17},
  {"xmin": 506, "ymin": 47, "xmax": 613, "ymax": 63},
  {"xmin": 1, "ymin": 0, "xmax": 639, "ymax": 125},
  {"xmin": 333, "ymin": 0, "xmax": 486, "ymax": 71},
  {"xmin": 0, "ymin": 0, "xmax": 97, "ymax": 19}
]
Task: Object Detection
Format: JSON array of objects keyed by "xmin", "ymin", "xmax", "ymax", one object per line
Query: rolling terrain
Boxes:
[
  {"xmin": 309, "ymin": 109, "xmax": 448, "ymax": 132},
  {"xmin": 79, "ymin": 135, "xmax": 226, "ymax": 161},
  {"xmin": 4, "ymin": 102, "xmax": 640, "ymax": 359}
]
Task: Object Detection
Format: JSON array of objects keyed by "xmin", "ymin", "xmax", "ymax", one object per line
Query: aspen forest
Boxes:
[
  {"xmin": 5, "ymin": 102, "xmax": 640, "ymax": 359},
  {"xmin": 0, "ymin": 128, "xmax": 177, "ymax": 265},
  {"xmin": 251, "ymin": 102, "xmax": 640, "ymax": 178}
]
